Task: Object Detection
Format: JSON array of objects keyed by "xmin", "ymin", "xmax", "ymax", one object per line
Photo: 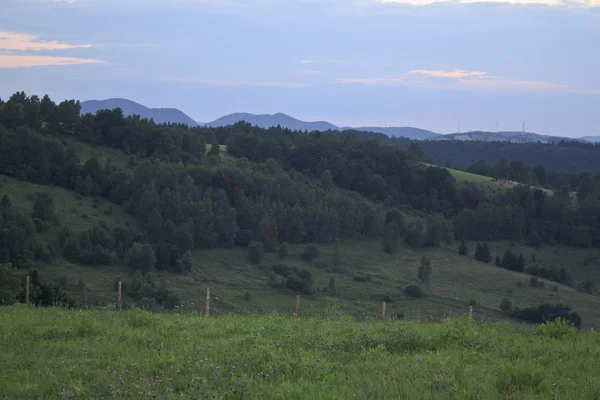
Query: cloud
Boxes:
[
  {"xmin": 409, "ymin": 69, "xmax": 487, "ymax": 78},
  {"xmin": 0, "ymin": 31, "xmax": 91, "ymax": 51},
  {"xmin": 379, "ymin": 0, "xmax": 600, "ymax": 6},
  {"xmin": 300, "ymin": 59, "xmax": 316, "ymax": 64},
  {"xmin": 0, "ymin": 54, "xmax": 102, "ymax": 68},
  {"xmin": 338, "ymin": 69, "xmax": 597, "ymax": 93},
  {"xmin": 338, "ymin": 77, "xmax": 407, "ymax": 86},
  {"xmin": 169, "ymin": 77, "xmax": 309, "ymax": 88}
]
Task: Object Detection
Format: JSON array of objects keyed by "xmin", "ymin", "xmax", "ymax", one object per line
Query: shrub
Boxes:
[
  {"xmin": 243, "ymin": 292, "xmax": 253, "ymax": 301},
  {"xmin": 469, "ymin": 299, "xmax": 477, "ymax": 307},
  {"xmin": 552, "ymin": 285, "xmax": 559, "ymax": 293},
  {"xmin": 278, "ymin": 242, "xmax": 289, "ymax": 259},
  {"xmin": 529, "ymin": 276, "xmax": 538, "ymax": 288},
  {"xmin": 328, "ymin": 277, "xmax": 336, "ymax": 292},
  {"xmin": 516, "ymin": 281, "xmax": 523, "ymax": 288},
  {"xmin": 301, "ymin": 244, "xmax": 320, "ymax": 261},
  {"xmin": 353, "ymin": 274, "xmax": 372, "ymax": 283},
  {"xmin": 383, "ymin": 295, "xmax": 393, "ymax": 303},
  {"xmin": 126, "ymin": 243, "xmax": 156, "ymax": 272},
  {"xmin": 417, "ymin": 256, "xmax": 432, "ymax": 288},
  {"xmin": 500, "ymin": 298, "xmax": 512, "ymax": 313},
  {"xmin": 248, "ymin": 241, "xmax": 264, "ymax": 265},
  {"xmin": 512, "ymin": 303, "xmax": 582, "ymax": 328},
  {"xmin": 537, "ymin": 280, "xmax": 545, "ymax": 289},
  {"xmin": 404, "ymin": 284, "xmax": 424, "ymax": 298},
  {"xmin": 458, "ymin": 240, "xmax": 468, "ymax": 256}
]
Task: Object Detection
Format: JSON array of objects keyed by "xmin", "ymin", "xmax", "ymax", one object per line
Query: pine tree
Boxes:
[
  {"xmin": 481, "ymin": 243, "xmax": 492, "ymax": 263},
  {"xmin": 495, "ymin": 255, "xmax": 502, "ymax": 267},
  {"xmin": 459, "ymin": 240, "xmax": 468, "ymax": 256},
  {"xmin": 332, "ymin": 239, "xmax": 342, "ymax": 266},
  {"xmin": 328, "ymin": 277, "xmax": 336, "ymax": 293},
  {"xmin": 417, "ymin": 256, "xmax": 432, "ymax": 289}
]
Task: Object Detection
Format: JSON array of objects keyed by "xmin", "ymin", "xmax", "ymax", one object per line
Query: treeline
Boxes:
[
  {"xmin": 465, "ymin": 158, "xmax": 600, "ymax": 194},
  {"xmin": 384, "ymin": 135, "xmax": 600, "ymax": 174}
]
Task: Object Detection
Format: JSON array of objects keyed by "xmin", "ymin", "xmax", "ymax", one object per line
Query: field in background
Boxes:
[{"xmin": 1, "ymin": 306, "xmax": 599, "ymax": 399}]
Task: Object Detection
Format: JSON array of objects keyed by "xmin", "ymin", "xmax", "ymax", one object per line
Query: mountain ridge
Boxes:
[
  {"xmin": 80, "ymin": 98, "xmax": 199, "ymax": 127},
  {"xmin": 80, "ymin": 98, "xmax": 597, "ymax": 142}
]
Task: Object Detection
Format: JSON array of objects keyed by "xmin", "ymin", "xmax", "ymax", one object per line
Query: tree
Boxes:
[
  {"xmin": 32, "ymin": 192, "xmax": 57, "ymax": 223},
  {"xmin": 577, "ymin": 176, "xmax": 597, "ymax": 202},
  {"xmin": 278, "ymin": 242, "xmax": 289, "ymax": 259},
  {"xmin": 332, "ymin": 239, "xmax": 342, "ymax": 265},
  {"xmin": 301, "ymin": 244, "xmax": 320, "ymax": 261},
  {"xmin": 474, "ymin": 243, "xmax": 492, "ymax": 263},
  {"xmin": 126, "ymin": 243, "xmax": 157, "ymax": 272},
  {"xmin": 417, "ymin": 256, "xmax": 432, "ymax": 289},
  {"xmin": 382, "ymin": 222, "xmax": 400, "ymax": 254},
  {"xmin": 458, "ymin": 240, "xmax": 468, "ymax": 256},
  {"xmin": 500, "ymin": 298, "xmax": 512, "ymax": 313},
  {"xmin": 328, "ymin": 277, "xmax": 336, "ymax": 293},
  {"xmin": 0, "ymin": 263, "xmax": 21, "ymax": 305},
  {"xmin": 209, "ymin": 139, "xmax": 220, "ymax": 157},
  {"xmin": 248, "ymin": 241, "xmax": 264, "ymax": 265},
  {"xmin": 176, "ymin": 251, "xmax": 193, "ymax": 273}
]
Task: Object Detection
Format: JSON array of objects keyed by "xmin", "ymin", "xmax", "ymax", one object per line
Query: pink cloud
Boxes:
[
  {"xmin": 0, "ymin": 55, "xmax": 102, "ymax": 68},
  {"xmin": 0, "ymin": 31, "xmax": 91, "ymax": 51},
  {"xmin": 409, "ymin": 69, "xmax": 487, "ymax": 78}
]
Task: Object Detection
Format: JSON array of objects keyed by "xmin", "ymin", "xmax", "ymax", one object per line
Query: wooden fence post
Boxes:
[
  {"xmin": 468, "ymin": 305, "xmax": 473, "ymax": 320},
  {"xmin": 205, "ymin": 287, "xmax": 211, "ymax": 316},
  {"xmin": 117, "ymin": 280, "xmax": 122, "ymax": 310},
  {"xmin": 295, "ymin": 295, "xmax": 300, "ymax": 318},
  {"xmin": 382, "ymin": 301, "xmax": 387, "ymax": 320},
  {"xmin": 25, "ymin": 276, "xmax": 30, "ymax": 306}
]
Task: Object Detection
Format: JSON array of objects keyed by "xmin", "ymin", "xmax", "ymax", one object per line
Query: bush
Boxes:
[
  {"xmin": 243, "ymin": 292, "xmax": 253, "ymax": 301},
  {"xmin": 529, "ymin": 276, "xmax": 538, "ymax": 288},
  {"xmin": 552, "ymin": 285, "xmax": 559, "ymax": 293},
  {"xmin": 469, "ymin": 299, "xmax": 477, "ymax": 307},
  {"xmin": 500, "ymin": 298, "xmax": 512, "ymax": 313},
  {"xmin": 278, "ymin": 242, "xmax": 289, "ymax": 259},
  {"xmin": 126, "ymin": 243, "xmax": 156, "ymax": 272},
  {"xmin": 512, "ymin": 303, "xmax": 582, "ymax": 328},
  {"xmin": 404, "ymin": 284, "xmax": 424, "ymax": 298},
  {"xmin": 383, "ymin": 295, "xmax": 393, "ymax": 303},
  {"xmin": 537, "ymin": 280, "xmax": 545, "ymax": 289},
  {"xmin": 353, "ymin": 274, "xmax": 372, "ymax": 283},
  {"xmin": 516, "ymin": 280, "xmax": 523, "ymax": 288},
  {"xmin": 248, "ymin": 241, "xmax": 264, "ymax": 265},
  {"xmin": 301, "ymin": 244, "xmax": 320, "ymax": 261}
]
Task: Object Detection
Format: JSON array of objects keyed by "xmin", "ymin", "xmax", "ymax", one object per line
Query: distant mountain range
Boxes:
[
  {"xmin": 81, "ymin": 99, "xmax": 199, "ymax": 127},
  {"xmin": 437, "ymin": 131, "xmax": 581, "ymax": 144},
  {"xmin": 80, "ymin": 98, "xmax": 597, "ymax": 143},
  {"xmin": 205, "ymin": 112, "xmax": 338, "ymax": 132}
]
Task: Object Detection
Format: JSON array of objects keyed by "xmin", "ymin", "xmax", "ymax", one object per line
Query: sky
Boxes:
[{"xmin": 1, "ymin": 0, "xmax": 599, "ymax": 136}]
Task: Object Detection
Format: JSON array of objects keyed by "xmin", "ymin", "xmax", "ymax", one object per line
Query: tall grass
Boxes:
[{"xmin": 1, "ymin": 305, "xmax": 599, "ymax": 399}]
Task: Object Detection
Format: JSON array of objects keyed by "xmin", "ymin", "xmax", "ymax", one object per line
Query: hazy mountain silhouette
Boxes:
[
  {"xmin": 205, "ymin": 112, "xmax": 338, "ymax": 131},
  {"xmin": 437, "ymin": 131, "xmax": 584, "ymax": 144},
  {"xmin": 81, "ymin": 99, "xmax": 199, "ymax": 127}
]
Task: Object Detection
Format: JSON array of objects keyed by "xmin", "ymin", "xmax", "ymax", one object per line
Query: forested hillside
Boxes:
[{"xmin": 1, "ymin": 91, "xmax": 600, "ymax": 322}]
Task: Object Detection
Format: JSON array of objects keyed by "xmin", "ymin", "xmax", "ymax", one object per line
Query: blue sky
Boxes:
[{"xmin": 1, "ymin": 0, "xmax": 599, "ymax": 136}]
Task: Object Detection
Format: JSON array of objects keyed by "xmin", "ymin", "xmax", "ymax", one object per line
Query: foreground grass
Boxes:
[{"xmin": 1, "ymin": 306, "xmax": 600, "ymax": 399}]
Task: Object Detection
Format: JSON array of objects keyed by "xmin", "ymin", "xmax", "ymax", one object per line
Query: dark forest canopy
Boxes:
[{"xmin": 1, "ymin": 91, "xmax": 599, "ymax": 283}]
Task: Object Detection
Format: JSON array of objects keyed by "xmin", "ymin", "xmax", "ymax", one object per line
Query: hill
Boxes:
[
  {"xmin": 582, "ymin": 136, "xmax": 600, "ymax": 143},
  {"xmin": 353, "ymin": 126, "xmax": 439, "ymax": 140},
  {"xmin": 81, "ymin": 99, "xmax": 199, "ymax": 127},
  {"xmin": 436, "ymin": 131, "xmax": 581, "ymax": 144},
  {"xmin": 2, "ymin": 91, "xmax": 600, "ymax": 332},
  {"xmin": 206, "ymin": 112, "xmax": 338, "ymax": 131},
  {"xmin": 2, "ymin": 306, "xmax": 599, "ymax": 399}
]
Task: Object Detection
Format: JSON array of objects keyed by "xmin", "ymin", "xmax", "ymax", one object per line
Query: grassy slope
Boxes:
[
  {"xmin": 172, "ymin": 240, "xmax": 600, "ymax": 328},
  {"xmin": 1, "ymin": 306, "xmax": 599, "ymax": 399},
  {"xmin": 2, "ymin": 140, "xmax": 598, "ymax": 327}
]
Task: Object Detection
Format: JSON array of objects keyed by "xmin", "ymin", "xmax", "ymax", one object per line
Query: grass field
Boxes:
[
  {"xmin": 0, "ymin": 174, "xmax": 137, "ymax": 239},
  {"xmin": 1, "ymin": 306, "xmax": 599, "ymax": 399}
]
